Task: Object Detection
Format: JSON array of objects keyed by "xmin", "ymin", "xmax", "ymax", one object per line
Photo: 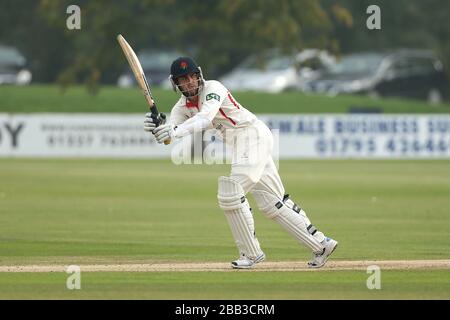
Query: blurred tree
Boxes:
[
  {"xmin": 2, "ymin": 0, "xmax": 447, "ymax": 93},
  {"xmin": 1, "ymin": 0, "xmax": 351, "ymax": 92},
  {"xmin": 35, "ymin": 0, "xmax": 352, "ymax": 93},
  {"xmin": 0, "ymin": 0, "xmax": 70, "ymax": 82},
  {"xmin": 178, "ymin": 0, "xmax": 353, "ymax": 77},
  {"xmin": 38, "ymin": 0, "xmax": 183, "ymax": 92}
]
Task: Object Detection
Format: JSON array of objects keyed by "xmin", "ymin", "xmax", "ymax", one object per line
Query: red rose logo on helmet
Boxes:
[{"xmin": 180, "ymin": 61, "xmax": 188, "ymax": 70}]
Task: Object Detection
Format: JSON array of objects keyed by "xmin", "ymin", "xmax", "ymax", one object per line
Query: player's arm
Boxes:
[
  {"xmin": 153, "ymin": 82, "xmax": 227, "ymax": 143},
  {"xmin": 169, "ymin": 108, "xmax": 215, "ymax": 137},
  {"xmin": 152, "ymin": 109, "xmax": 213, "ymax": 143}
]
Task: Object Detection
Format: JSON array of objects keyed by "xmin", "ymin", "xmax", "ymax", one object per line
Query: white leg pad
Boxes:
[
  {"xmin": 284, "ymin": 198, "xmax": 325, "ymax": 243},
  {"xmin": 252, "ymin": 190, "xmax": 324, "ymax": 253},
  {"xmin": 218, "ymin": 176, "xmax": 263, "ymax": 260}
]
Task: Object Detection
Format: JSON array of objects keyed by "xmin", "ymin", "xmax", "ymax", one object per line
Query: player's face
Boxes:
[{"xmin": 177, "ymin": 73, "xmax": 199, "ymax": 97}]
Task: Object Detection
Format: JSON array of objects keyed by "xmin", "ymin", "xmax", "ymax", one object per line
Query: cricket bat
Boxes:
[{"xmin": 117, "ymin": 34, "xmax": 170, "ymax": 144}]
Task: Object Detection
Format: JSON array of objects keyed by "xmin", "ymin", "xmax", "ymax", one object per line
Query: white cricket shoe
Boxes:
[
  {"xmin": 231, "ymin": 252, "xmax": 266, "ymax": 269},
  {"xmin": 308, "ymin": 237, "xmax": 338, "ymax": 269}
]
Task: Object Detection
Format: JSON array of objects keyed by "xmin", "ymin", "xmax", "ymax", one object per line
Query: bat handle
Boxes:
[{"xmin": 149, "ymin": 105, "xmax": 159, "ymax": 123}]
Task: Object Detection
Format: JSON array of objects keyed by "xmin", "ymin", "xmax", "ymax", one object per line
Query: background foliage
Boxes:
[{"xmin": 0, "ymin": 0, "xmax": 449, "ymax": 92}]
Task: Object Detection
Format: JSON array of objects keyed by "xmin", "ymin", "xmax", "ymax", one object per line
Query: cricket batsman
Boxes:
[{"xmin": 144, "ymin": 57, "xmax": 338, "ymax": 269}]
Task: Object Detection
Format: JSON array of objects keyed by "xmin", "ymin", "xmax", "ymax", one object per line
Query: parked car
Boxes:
[
  {"xmin": 117, "ymin": 50, "xmax": 180, "ymax": 88},
  {"xmin": 219, "ymin": 49, "xmax": 335, "ymax": 93},
  {"xmin": 0, "ymin": 45, "xmax": 32, "ymax": 85},
  {"xmin": 303, "ymin": 49, "xmax": 449, "ymax": 103}
]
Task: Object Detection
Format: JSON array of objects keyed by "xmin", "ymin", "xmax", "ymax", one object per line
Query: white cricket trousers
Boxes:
[{"xmin": 229, "ymin": 119, "xmax": 285, "ymax": 198}]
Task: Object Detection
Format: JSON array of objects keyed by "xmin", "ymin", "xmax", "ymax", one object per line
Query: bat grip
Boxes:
[{"xmin": 150, "ymin": 105, "xmax": 160, "ymax": 126}]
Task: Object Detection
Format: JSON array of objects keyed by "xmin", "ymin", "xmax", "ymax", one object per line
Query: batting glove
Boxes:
[
  {"xmin": 153, "ymin": 124, "xmax": 177, "ymax": 144},
  {"xmin": 144, "ymin": 112, "xmax": 166, "ymax": 133}
]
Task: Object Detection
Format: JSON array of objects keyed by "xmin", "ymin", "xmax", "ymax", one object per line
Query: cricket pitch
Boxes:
[{"xmin": 1, "ymin": 260, "xmax": 449, "ymax": 273}]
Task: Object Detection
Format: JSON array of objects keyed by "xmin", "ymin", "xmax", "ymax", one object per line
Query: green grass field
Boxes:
[
  {"xmin": 1, "ymin": 85, "xmax": 450, "ymax": 114},
  {"xmin": 0, "ymin": 159, "xmax": 449, "ymax": 299}
]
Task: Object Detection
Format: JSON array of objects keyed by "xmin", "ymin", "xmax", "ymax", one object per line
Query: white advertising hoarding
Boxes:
[
  {"xmin": 0, "ymin": 113, "xmax": 169, "ymax": 158},
  {"xmin": 258, "ymin": 114, "xmax": 450, "ymax": 159},
  {"xmin": 0, "ymin": 113, "xmax": 449, "ymax": 159}
]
